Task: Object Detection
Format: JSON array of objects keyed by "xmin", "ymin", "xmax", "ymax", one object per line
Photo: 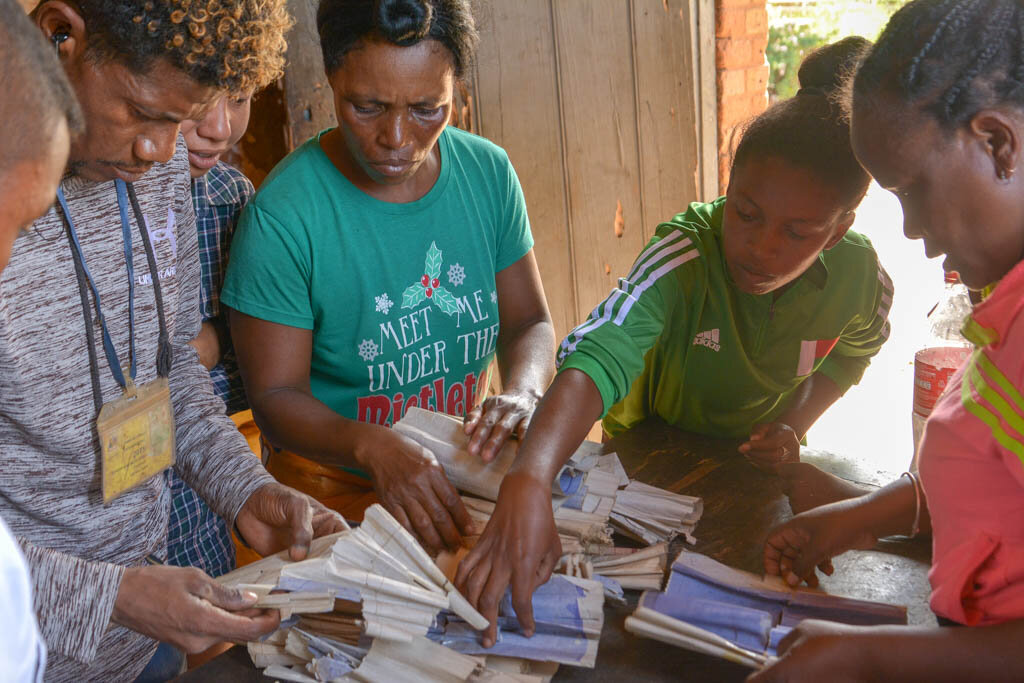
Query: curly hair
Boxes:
[
  {"xmin": 855, "ymin": 0, "xmax": 1024, "ymax": 128},
  {"xmin": 76, "ymin": 0, "xmax": 293, "ymax": 94}
]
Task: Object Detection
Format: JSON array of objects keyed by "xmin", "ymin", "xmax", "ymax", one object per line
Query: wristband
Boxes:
[{"xmin": 900, "ymin": 471, "xmax": 922, "ymax": 538}]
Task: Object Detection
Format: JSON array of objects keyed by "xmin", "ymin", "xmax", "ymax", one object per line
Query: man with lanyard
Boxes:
[{"xmin": 0, "ymin": 3, "xmax": 342, "ymax": 681}]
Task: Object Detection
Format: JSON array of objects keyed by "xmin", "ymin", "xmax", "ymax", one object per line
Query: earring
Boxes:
[
  {"xmin": 52, "ymin": 32, "xmax": 69, "ymax": 56},
  {"xmin": 1000, "ymin": 167, "xmax": 1016, "ymax": 182}
]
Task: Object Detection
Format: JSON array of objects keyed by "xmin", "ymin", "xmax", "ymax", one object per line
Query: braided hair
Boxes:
[
  {"xmin": 854, "ymin": 0, "xmax": 1024, "ymax": 127},
  {"xmin": 731, "ymin": 36, "xmax": 873, "ymax": 209}
]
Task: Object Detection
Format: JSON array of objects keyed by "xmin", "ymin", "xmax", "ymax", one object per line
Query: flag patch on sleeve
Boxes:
[{"xmin": 797, "ymin": 338, "xmax": 839, "ymax": 376}]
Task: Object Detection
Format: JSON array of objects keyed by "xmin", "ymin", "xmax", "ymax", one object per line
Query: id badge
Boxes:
[{"xmin": 98, "ymin": 377, "xmax": 175, "ymax": 503}]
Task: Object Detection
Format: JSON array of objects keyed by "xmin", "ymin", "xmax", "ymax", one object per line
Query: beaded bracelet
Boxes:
[{"xmin": 901, "ymin": 471, "xmax": 922, "ymax": 538}]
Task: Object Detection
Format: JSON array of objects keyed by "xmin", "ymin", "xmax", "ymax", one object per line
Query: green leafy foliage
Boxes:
[
  {"xmin": 767, "ymin": 22, "xmax": 832, "ymax": 100},
  {"xmin": 766, "ymin": 0, "xmax": 902, "ymax": 101}
]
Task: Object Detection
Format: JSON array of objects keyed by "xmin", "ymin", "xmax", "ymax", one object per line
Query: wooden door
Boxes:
[
  {"xmin": 471, "ymin": 0, "xmax": 716, "ymax": 339},
  {"xmin": 274, "ymin": 0, "xmax": 716, "ymax": 341}
]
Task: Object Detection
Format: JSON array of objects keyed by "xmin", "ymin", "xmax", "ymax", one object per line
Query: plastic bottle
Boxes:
[{"xmin": 911, "ymin": 272, "xmax": 973, "ymax": 468}]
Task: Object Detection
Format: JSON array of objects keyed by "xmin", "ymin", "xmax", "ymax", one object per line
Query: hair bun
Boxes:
[
  {"xmin": 797, "ymin": 35, "xmax": 872, "ymax": 95},
  {"xmin": 375, "ymin": 0, "xmax": 433, "ymax": 46}
]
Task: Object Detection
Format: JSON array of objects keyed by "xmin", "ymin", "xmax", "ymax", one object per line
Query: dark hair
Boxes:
[
  {"xmin": 854, "ymin": 0, "xmax": 1024, "ymax": 128},
  {"xmin": 317, "ymin": 0, "xmax": 478, "ymax": 78},
  {"xmin": 731, "ymin": 36, "xmax": 872, "ymax": 208},
  {"xmin": 73, "ymin": 0, "xmax": 292, "ymax": 95},
  {"xmin": 0, "ymin": 0, "xmax": 83, "ymax": 167}
]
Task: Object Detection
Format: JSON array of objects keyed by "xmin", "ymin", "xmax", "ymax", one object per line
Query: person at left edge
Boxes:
[
  {"xmin": 0, "ymin": 1, "xmax": 84, "ymax": 680},
  {"xmin": 0, "ymin": 3, "xmax": 345, "ymax": 682}
]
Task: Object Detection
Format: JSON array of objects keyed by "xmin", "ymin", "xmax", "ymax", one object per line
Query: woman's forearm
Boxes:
[
  {"xmin": 231, "ymin": 311, "xmax": 377, "ymax": 471},
  {"xmin": 492, "ymin": 248, "xmax": 556, "ymax": 400},
  {"xmin": 495, "ymin": 317, "xmax": 556, "ymax": 398},
  {"xmin": 855, "ymin": 620, "xmax": 1024, "ymax": 682},
  {"xmin": 851, "ymin": 474, "xmax": 931, "ymax": 540},
  {"xmin": 249, "ymin": 387, "xmax": 374, "ymax": 471}
]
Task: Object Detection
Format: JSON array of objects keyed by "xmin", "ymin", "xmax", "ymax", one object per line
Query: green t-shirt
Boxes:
[
  {"xmin": 222, "ymin": 126, "xmax": 534, "ymax": 427},
  {"xmin": 558, "ymin": 198, "xmax": 894, "ymax": 438}
]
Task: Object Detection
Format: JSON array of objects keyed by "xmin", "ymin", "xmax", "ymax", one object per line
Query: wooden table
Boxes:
[{"xmin": 177, "ymin": 417, "xmax": 932, "ymax": 682}]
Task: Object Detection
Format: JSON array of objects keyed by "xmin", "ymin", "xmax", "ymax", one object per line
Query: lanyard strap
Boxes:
[
  {"xmin": 56, "ymin": 182, "xmax": 135, "ymax": 389},
  {"xmin": 114, "ymin": 181, "xmax": 138, "ymax": 382},
  {"xmin": 125, "ymin": 181, "xmax": 173, "ymax": 379},
  {"xmin": 55, "ymin": 180, "xmax": 173, "ymax": 414},
  {"xmin": 65, "ymin": 217, "xmax": 104, "ymax": 414}
]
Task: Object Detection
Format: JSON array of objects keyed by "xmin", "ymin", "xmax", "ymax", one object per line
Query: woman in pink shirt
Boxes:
[{"xmin": 749, "ymin": 2, "xmax": 1024, "ymax": 681}]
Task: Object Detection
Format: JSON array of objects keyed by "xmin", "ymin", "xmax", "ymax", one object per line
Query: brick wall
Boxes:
[{"xmin": 716, "ymin": 0, "xmax": 769, "ymax": 191}]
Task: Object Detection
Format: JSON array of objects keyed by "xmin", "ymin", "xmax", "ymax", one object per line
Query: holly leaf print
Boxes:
[
  {"xmin": 431, "ymin": 286, "xmax": 460, "ymax": 317},
  {"xmin": 401, "ymin": 283, "xmax": 427, "ymax": 309},
  {"xmin": 425, "ymin": 241, "xmax": 443, "ymax": 279}
]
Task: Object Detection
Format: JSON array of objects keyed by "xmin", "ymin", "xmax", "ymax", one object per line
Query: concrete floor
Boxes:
[{"xmin": 806, "ymin": 182, "xmax": 946, "ymax": 476}]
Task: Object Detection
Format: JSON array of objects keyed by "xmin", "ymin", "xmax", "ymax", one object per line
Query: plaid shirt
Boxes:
[
  {"xmin": 196, "ymin": 162, "xmax": 253, "ymax": 414},
  {"xmin": 167, "ymin": 162, "xmax": 254, "ymax": 577}
]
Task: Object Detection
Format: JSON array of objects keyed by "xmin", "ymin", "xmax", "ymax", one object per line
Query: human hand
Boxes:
[
  {"xmin": 188, "ymin": 320, "xmax": 222, "ymax": 371},
  {"xmin": 746, "ymin": 620, "xmax": 873, "ymax": 683},
  {"xmin": 763, "ymin": 500, "xmax": 877, "ymax": 587},
  {"xmin": 112, "ymin": 565, "xmax": 280, "ymax": 653},
  {"xmin": 236, "ymin": 482, "xmax": 348, "ymax": 560},
  {"xmin": 739, "ymin": 423, "xmax": 800, "ymax": 472},
  {"xmin": 464, "ymin": 390, "xmax": 540, "ymax": 462},
  {"xmin": 454, "ymin": 470, "xmax": 561, "ymax": 648},
  {"xmin": 358, "ymin": 425, "xmax": 473, "ymax": 553}
]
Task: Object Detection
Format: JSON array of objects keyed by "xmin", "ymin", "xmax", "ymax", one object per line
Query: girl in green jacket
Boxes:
[{"xmin": 457, "ymin": 37, "xmax": 891, "ymax": 645}]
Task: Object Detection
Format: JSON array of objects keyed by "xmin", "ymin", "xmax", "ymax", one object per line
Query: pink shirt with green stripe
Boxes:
[{"xmin": 920, "ymin": 258, "xmax": 1024, "ymax": 625}]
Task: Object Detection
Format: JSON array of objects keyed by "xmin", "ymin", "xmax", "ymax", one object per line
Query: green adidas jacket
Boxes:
[{"xmin": 558, "ymin": 197, "xmax": 894, "ymax": 438}]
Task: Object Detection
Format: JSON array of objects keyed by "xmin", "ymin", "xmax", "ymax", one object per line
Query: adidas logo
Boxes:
[{"xmin": 693, "ymin": 328, "xmax": 720, "ymax": 352}]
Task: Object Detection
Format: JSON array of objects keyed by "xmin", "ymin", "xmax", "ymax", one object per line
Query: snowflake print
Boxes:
[
  {"xmin": 447, "ymin": 263, "xmax": 466, "ymax": 287},
  {"xmin": 490, "ymin": 290, "xmax": 498, "ymax": 304},
  {"xmin": 358, "ymin": 339, "xmax": 380, "ymax": 362},
  {"xmin": 374, "ymin": 292, "xmax": 394, "ymax": 315}
]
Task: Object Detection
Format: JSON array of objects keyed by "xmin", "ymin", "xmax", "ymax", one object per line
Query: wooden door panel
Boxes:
[
  {"xmin": 552, "ymin": 0, "xmax": 647, "ymax": 321},
  {"xmin": 474, "ymin": 0, "xmax": 578, "ymax": 341}
]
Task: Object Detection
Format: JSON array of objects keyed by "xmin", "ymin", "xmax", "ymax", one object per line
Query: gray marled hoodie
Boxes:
[{"xmin": 0, "ymin": 138, "xmax": 274, "ymax": 681}]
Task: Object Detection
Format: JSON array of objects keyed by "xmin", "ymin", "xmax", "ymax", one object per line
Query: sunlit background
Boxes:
[
  {"xmin": 805, "ymin": 185, "xmax": 944, "ymax": 475},
  {"xmin": 767, "ymin": 2, "xmax": 948, "ymax": 475},
  {"xmin": 767, "ymin": 0, "xmax": 903, "ymax": 100}
]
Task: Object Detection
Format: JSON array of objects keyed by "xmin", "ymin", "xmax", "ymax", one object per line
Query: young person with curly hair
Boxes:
[
  {"xmin": 223, "ymin": 0, "xmax": 556, "ymax": 555},
  {"xmin": 455, "ymin": 38, "xmax": 895, "ymax": 648},
  {"xmin": 0, "ymin": 3, "xmax": 83, "ymax": 679},
  {"xmin": 1, "ymin": 3, "xmax": 345, "ymax": 681},
  {"xmin": 750, "ymin": 2, "xmax": 1024, "ymax": 681}
]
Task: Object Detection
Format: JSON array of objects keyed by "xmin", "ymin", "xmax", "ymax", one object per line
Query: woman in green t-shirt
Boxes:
[{"xmin": 222, "ymin": 0, "xmax": 555, "ymax": 554}]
